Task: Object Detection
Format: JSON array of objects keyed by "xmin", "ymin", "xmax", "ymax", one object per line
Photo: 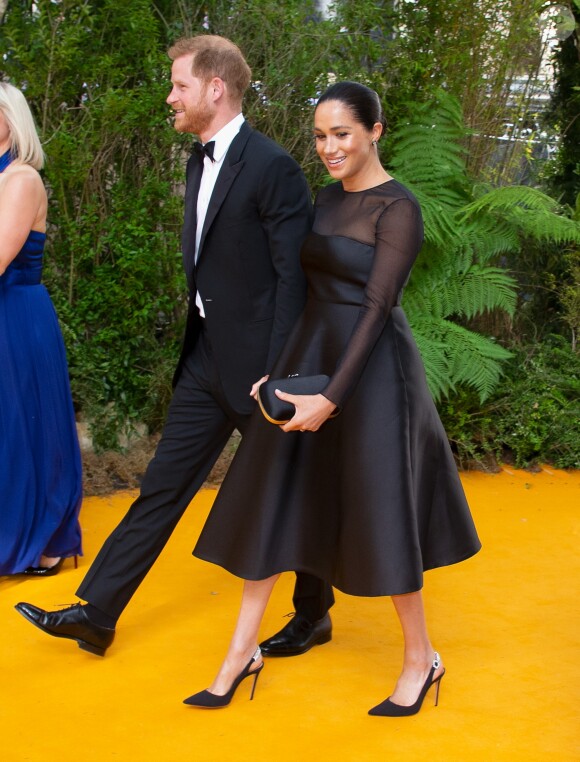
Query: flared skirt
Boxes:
[{"xmin": 194, "ymin": 302, "xmax": 480, "ymax": 596}]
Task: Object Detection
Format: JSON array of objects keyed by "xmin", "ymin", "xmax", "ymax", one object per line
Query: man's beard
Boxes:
[{"xmin": 175, "ymin": 96, "xmax": 213, "ymax": 136}]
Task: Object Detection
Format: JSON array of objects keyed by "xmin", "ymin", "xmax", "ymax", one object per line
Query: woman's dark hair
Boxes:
[{"xmin": 316, "ymin": 81, "xmax": 387, "ymax": 137}]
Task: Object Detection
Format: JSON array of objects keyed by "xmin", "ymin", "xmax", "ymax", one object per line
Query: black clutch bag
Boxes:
[{"xmin": 257, "ymin": 374, "xmax": 332, "ymax": 424}]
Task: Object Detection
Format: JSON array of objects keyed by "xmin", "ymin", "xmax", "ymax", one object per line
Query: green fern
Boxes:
[
  {"xmin": 460, "ymin": 219, "xmax": 520, "ymax": 263},
  {"xmin": 461, "ymin": 186, "xmax": 580, "ymax": 245},
  {"xmin": 403, "ymin": 187, "xmax": 460, "ymax": 249},
  {"xmin": 410, "ymin": 330, "xmax": 453, "ymax": 401},
  {"xmin": 463, "ymin": 185, "xmax": 561, "ymax": 215},
  {"xmin": 459, "ymin": 267, "xmax": 517, "ymax": 318},
  {"xmin": 404, "ymin": 253, "xmax": 516, "ymax": 320},
  {"xmin": 390, "ymin": 90, "xmax": 580, "ymax": 401},
  {"xmin": 410, "ymin": 317, "xmax": 512, "ymax": 401},
  {"xmin": 444, "ymin": 322, "xmax": 512, "ymax": 400}
]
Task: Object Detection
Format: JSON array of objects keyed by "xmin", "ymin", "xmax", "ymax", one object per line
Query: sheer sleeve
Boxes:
[{"xmin": 322, "ymin": 197, "xmax": 424, "ymax": 407}]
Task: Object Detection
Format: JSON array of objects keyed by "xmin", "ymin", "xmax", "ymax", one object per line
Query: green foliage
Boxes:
[
  {"xmin": 392, "ymin": 0, "xmax": 547, "ymax": 182},
  {"xmin": 440, "ymin": 337, "xmax": 580, "ymax": 469},
  {"xmin": 1, "ymin": 0, "xmax": 186, "ymax": 449},
  {"xmin": 194, "ymin": 0, "xmax": 399, "ymax": 188},
  {"xmin": 559, "ymin": 250, "xmax": 580, "ymax": 349},
  {"xmin": 1, "ymin": 0, "xmax": 577, "ymax": 464},
  {"xmin": 461, "ymin": 186, "xmax": 580, "ymax": 245},
  {"xmin": 389, "ymin": 90, "xmax": 580, "ymax": 402},
  {"xmin": 437, "ymin": 387, "xmax": 499, "ymax": 469},
  {"xmin": 496, "ymin": 342, "xmax": 580, "ymax": 469},
  {"xmin": 543, "ymin": 4, "xmax": 580, "ymax": 207},
  {"xmin": 462, "ymin": 184, "xmax": 580, "ymax": 349},
  {"xmin": 0, "ymin": 0, "xmax": 408, "ymax": 449},
  {"xmin": 391, "ymin": 93, "xmax": 514, "ymax": 400}
]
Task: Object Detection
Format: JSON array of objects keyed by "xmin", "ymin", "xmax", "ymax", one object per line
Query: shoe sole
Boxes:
[
  {"xmin": 260, "ymin": 631, "xmax": 332, "ymax": 657},
  {"xmin": 14, "ymin": 605, "xmax": 107, "ymax": 656}
]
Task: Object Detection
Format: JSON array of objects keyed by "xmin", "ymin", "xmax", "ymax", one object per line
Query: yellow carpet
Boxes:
[{"xmin": 1, "ymin": 468, "xmax": 578, "ymax": 761}]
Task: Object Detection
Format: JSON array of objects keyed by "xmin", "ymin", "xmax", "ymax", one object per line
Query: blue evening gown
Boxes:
[{"xmin": 0, "ymin": 160, "xmax": 82, "ymax": 573}]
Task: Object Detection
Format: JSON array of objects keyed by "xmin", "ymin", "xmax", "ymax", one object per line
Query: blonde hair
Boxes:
[
  {"xmin": 168, "ymin": 35, "xmax": 251, "ymax": 105},
  {"xmin": 0, "ymin": 82, "xmax": 45, "ymax": 170}
]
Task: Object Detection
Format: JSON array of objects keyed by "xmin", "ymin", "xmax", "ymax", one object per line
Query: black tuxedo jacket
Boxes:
[{"xmin": 173, "ymin": 121, "xmax": 312, "ymax": 414}]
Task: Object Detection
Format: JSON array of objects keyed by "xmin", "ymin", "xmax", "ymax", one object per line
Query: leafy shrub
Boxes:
[
  {"xmin": 440, "ymin": 337, "xmax": 580, "ymax": 469},
  {"xmin": 393, "ymin": 91, "xmax": 580, "ymax": 402},
  {"xmin": 2, "ymin": 1, "xmax": 578, "ymax": 461}
]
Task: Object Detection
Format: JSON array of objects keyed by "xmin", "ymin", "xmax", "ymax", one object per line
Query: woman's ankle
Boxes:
[{"xmin": 39, "ymin": 555, "xmax": 61, "ymax": 568}]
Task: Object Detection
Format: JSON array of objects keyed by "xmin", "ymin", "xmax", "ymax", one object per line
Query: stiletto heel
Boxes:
[
  {"xmin": 183, "ymin": 647, "xmax": 263, "ymax": 708},
  {"xmin": 368, "ymin": 652, "xmax": 445, "ymax": 717},
  {"xmin": 434, "ymin": 673, "xmax": 442, "ymax": 706},
  {"xmin": 73, "ymin": 555, "xmax": 78, "ymax": 569},
  {"xmin": 248, "ymin": 666, "xmax": 261, "ymax": 700}
]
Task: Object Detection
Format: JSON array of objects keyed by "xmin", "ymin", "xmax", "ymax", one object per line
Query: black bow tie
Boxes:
[{"xmin": 192, "ymin": 140, "xmax": 216, "ymax": 163}]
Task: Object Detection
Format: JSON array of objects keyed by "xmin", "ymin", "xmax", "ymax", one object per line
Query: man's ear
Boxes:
[{"xmin": 209, "ymin": 77, "xmax": 226, "ymax": 102}]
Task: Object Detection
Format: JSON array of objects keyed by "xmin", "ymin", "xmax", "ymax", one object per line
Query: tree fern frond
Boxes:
[
  {"xmin": 460, "ymin": 185, "xmax": 562, "ymax": 217},
  {"xmin": 400, "ymin": 186, "xmax": 460, "ymax": 248},
  {"xmin": 404, "ymin": 254, "xmax": 462, "ymax": 319},
  {"xmin": 397, "ymin": 180, "xmax": 465, "ymax": 212},
  {"xmin": 461, "ymin": 186, "xmax": 580, "ymax": 244},
  {"xmin": 408, "ymin": 328, "xmax": 453, "ymax": 401},
  {"xmin": 404, "ymin": 283, "xmax": 446, "ymax": 320},
  {"xmin": 426, "ymin": 91, "xmax": 465, "ymax": 126},
  {"xmin": 507, "ymin": 207, "xmax": 580, "ymax": 244},
  {"xmin": 389, "ymin": 90, "xmax": 468, "ymax": 203},
  {"xmin": 396, "ymin": 89, "xmax": 465, "ymax": 133},
  {"xmin": 442, "ymin": 321, "xmax": 512, "ymax": 400},
  {"xmin": 449, "ymin": 241, "xmax": 474, "ymax": 274},
  {"xmin": 391, "ymin": 150, "xmax": 466, "ymax": 193},
  {"xmin": 412, "ymin": 318, "xmax": 512, "ymax": 401},
  {"xmin": 459, "ymin": 267, "xmax": 518, "ymax": 317},
  {"xmin": 460, "ymin": 219, "xmax": 520, "ymax": 262},
  {"xmin": 387, "ymin": 90, "xmax": 558, "ymax": 400},
  {"xmin": 391, "ymin": 129, "xmax": 465, "ymax": 172},
  {"xmin": 405, "ymin": 257, "xmax": 517, "ymax": 319},
  {"xmin": 409, "ymin": 319, "xmax": 504, "ymax": 401}
]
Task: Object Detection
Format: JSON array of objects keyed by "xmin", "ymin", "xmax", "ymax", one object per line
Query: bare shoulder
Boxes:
[
  {"xmin": 1, "ymin": 162, "xmax": 43, "ymax": 184},
  {"xmin": 0, "ymin": 163, "xmax": 45, "ymax": 197}
]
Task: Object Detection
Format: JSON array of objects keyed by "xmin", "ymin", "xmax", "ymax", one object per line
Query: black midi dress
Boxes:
[{"xmin": 194, "ymin": 179, "xmax": 481, "ymax": 596}]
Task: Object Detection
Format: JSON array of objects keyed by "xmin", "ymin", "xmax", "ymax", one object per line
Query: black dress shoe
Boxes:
[
  {"xmin": 259, "ymin": 612, "xmax": 332, "ymax": 656},
  {"xmin": 14, "ymin": 602, "xmax": 115, "ymax": 656}
]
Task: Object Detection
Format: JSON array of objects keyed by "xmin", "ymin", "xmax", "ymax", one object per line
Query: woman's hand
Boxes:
[
  {"xmin": 277, "ymin": 391, "xmax": 337, "ymax": 433},
  {"xmin": 250, "ymin": 375, "xmax": 269, "ymax": 399}
]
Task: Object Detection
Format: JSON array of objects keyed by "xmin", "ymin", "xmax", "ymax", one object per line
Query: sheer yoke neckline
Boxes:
[{"xmin": 313, "ymin": 179, "xmax": 419, "ymax": 248}]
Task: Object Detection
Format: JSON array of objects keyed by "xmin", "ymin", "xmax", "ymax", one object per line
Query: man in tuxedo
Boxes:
[{"xmin": 16, "ymin": 35, "xmax": 333, "ymax": 658}]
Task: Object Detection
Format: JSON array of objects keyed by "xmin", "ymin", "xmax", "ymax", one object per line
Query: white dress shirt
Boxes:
[{"xmin": 195, "ymin": 112, "xmax": 245, "ymax": 316}]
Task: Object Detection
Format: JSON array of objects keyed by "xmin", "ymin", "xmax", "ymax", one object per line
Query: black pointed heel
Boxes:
[
  {"xmin": 183, "ymin": 647, "xmax": 263, "ymax": 708},
  {"xmin": 19, "ymin": 555, "xmax": 78, "ymax": 577},
  {"xmin": 368, "ymin": 652, "xmax": 445, "ymax": 717},
  {"xmin": 19, "ymin": 558, "xmax": 64, "ymax": 577}
]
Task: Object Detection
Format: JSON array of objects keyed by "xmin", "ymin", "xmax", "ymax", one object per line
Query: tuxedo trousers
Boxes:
[{"xmin": 77, "ymin": 325, "xmax": 334, "ymax": 622}]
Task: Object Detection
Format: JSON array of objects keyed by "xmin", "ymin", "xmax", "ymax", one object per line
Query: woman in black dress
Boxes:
[{"xmin": 185, "ymin": 82, "xmax": 481, "ymax": 716}]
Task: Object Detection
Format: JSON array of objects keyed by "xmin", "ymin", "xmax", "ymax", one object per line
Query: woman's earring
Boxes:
[{"xmin": 371, "ymin": 140, "xmax": 377, "ymax": 146}]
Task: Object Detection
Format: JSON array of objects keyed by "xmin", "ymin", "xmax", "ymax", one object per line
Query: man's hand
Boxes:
[{"xmin": 250, "ymin": 375, "xmax": 270, "ymax": 399}]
